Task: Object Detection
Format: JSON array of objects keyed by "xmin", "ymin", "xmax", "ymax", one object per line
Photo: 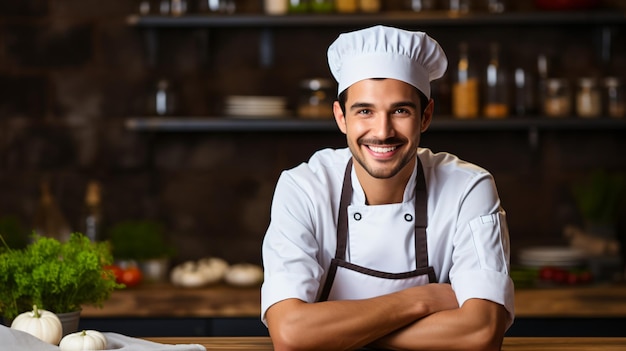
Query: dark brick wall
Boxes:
[{"xmin": 1, "ymin": 0, "xmax": 625, "ymax": 267}]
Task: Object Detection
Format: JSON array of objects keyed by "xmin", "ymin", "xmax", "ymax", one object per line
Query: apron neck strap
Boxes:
[{"xmin": 335, "ymin": 158, "xmax": 353, "ymax": 260}]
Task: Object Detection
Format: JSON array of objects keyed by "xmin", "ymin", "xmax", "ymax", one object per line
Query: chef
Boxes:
[{"xmin": 261, "ymin": 25, "xmax": 514, "ymax": 351}]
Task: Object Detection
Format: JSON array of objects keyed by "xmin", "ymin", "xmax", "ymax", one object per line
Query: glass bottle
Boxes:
[
  {"xmin": 604, "ymin": 77, "xmax": 625, "ymax": 118},
  {"xmin": 82, "ymin": 180, "xmax": 103, "ymax": 242},
  {"xmin": 513, "ymin": 67, "xmax": 536, "ymax": 116},
  {"xmin": 34, "ymin": 180, "xmax": 71, "ymax": 242},
  {"xmin": 576, "ymin": 78, "xmax": 601, "ymax": 118},
  {"xmin": 452, "ymin": 42, "xmax": 479, "ymax": 119},
  {"xmin": 483, "ymin": 42, "xmax": 509, "ymax": 119},
  {"xmin": 147, "ymin": 79, "xmax": 177, "ymax": 116}
]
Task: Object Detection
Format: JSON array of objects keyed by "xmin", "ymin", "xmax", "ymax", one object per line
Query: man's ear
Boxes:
[
  {"xmin": 421, "ymin": 99, "xmax": 434, "ymax": 132},
  {"xmin": 333, "ymin": 101, "xmax": 347, "ymax": 135}
]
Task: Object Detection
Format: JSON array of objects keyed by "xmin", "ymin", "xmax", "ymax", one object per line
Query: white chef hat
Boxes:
[{"xmin": 327, "ymin": 25, "xmax": 448, "ymax": 98}]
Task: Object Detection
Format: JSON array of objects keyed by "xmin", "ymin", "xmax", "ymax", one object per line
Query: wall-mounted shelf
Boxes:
[
  {"xmin": 125, "ymin": 116, "xmax": 626, "ymax": 132},
  {"xmin": 126, "ymin": 11, "xmax": 626, "ymax": 28},
  {"xmin": 130, "ymin": 9, "xmax": 626, "ymax": 67}
]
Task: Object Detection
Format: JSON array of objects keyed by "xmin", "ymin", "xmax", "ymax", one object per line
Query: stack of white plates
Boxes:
[
  {"xmin": 518, "ymin": 246, "xmax": 588, "ymax": 268},
  {"xmin": 224, "ymin": 95, "xmax": 288, "ymax": 118}
]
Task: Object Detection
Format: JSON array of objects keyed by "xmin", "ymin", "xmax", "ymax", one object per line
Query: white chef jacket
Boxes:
[{"xmin": 261, "ymin": 147, "xmax": 514, "ymax": 326}]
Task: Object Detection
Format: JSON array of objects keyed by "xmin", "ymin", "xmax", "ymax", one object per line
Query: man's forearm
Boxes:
[
  {"xmin": 371, "ymin": 299, "xmax": 509, "ymax": 351},
  {"xmin": 267, "ymin": 283, "xmax": 458, "ymax": 351}
]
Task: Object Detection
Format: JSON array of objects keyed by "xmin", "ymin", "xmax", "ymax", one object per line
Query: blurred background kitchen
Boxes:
[{"xmin": 1, "ymin": 0, "xmax": 626, "ymax": 291}]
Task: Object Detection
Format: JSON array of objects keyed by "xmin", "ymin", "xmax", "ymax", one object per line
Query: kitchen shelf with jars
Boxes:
[
  {"xmin": 126, "ymin": 10, "xmax": 626, "ymax": 28},
  {"xmin": 125, "ymin": 2, "xmax": 626, "ymax": 137}
]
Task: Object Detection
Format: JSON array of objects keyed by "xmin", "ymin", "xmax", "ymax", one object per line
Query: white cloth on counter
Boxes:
[{"xmin": 0, "ymin": 325, "xmax": 206, "ymax": 351}]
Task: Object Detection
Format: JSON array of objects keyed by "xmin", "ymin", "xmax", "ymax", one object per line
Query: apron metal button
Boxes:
[
  {"xmin": 404, "ymin": 213, "xmax": 413, "ymax": 222},
  {"xmin": 353, "ymin": 213, "xmax": 362, "ymax": 221}
]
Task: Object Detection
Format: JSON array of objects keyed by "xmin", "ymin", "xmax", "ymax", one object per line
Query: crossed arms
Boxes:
[{"xmin": 266, "ymin": 283, "xmax": 509, "ymax": 351}]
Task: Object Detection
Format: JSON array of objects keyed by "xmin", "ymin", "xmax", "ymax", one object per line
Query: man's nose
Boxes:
[{"xmin": 371, "ymin": 114, "xmax": 395, "ymax": 139}]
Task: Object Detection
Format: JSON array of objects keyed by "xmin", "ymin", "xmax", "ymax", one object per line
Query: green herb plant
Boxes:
[{"xmin": 0, "ymin": 232, "xmax": 122, "ymax": 320}]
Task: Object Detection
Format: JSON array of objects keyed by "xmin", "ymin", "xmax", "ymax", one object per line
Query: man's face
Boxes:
[{"xmin": 333, "ymin": 78, "xmax": 432, "ymax": 180}]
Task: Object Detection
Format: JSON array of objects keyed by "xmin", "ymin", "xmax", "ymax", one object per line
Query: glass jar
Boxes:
[
  {"xmin": 410, "ymin": 0, "xmax": 437, "ymax": 11},
  {"xmin": 576, "ymin": 78, "xmax": 601, "ymax": 118},
  {"xmin": 336, "ymin": 0, "xmax": 358, "ymax": 13},
  {"xmin": 288, "ymin": 0, "xmax": 309, "ymax": 13},
  {"xmin": 604, "ymin": 77, "xmax": 625, "ymax": 119},
  {"xmin": 297, "ymin": 78, "xmax": 334, "ymax": 119},
  {"xmin": 448, "ymin": 0, "xmax": 471, "ymax": 13},
  {"xmin": 311, "ymin": 0, "xmax": 334, "ymax": 12},
  {"xmin": 542, "ymin": 78, "xmax": 571, "ymax": 118},
  {"xmin": 359, "ymin": 0, "xmax": 381, "ymax": 12},
  {"xmin": 487, "ymin": 0, "xmax": 506, "ymax": 13},
  {"xmin": 170, "ymin": 0, "xmax": 187, "ymax": 16},
  {"xmin": 263, "ymin": 0, "xmax": 289, "ymax": 15}
]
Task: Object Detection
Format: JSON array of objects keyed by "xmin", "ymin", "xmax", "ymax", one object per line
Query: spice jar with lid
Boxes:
[
  {"xmin": 541, "ymin": 78, "xmax": 571, "ymax": 118},
  {"xmin": 311, "ymin": 0, "xmax": 334, "ymax": 12},
  {"xmin": 359, "ymin": 0, "xmax": 381, "ymax": 12},
  {"xmin": 576, "ymin": 77, "xmax": 601, "ymax": 118},
  {"xmin": 604, "ymin": 77, "xmax": 625, "ymax": 119},
  {"xmin": 287, "ymin": 0, "xmax": 308, "ymax": 13},
  {"xmin": 336, "ymin": 0, "xmax": 358, "ymax": 13},
  {"xmin": 297, "ymin": 78, "xmax": 334, "ymax": 119}
]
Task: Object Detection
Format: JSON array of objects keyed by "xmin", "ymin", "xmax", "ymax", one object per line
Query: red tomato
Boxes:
[
  {"xmin": 539, "ymin": 266, "xmax": 558, "ymax": 281},
  {"xmin": 552, "ymin": 269, "xmax": 567, "ymax": 284},
  {"xmin": 119, "ymin": 266, "xmax": 143, "ymax": 287},
  {"xmin": 566, "ymin": 272, "xmax": 579, "ymax": 285},
  {"xmin": 104, "ymin": 265, "xmax": 124, "ymax": 283}
]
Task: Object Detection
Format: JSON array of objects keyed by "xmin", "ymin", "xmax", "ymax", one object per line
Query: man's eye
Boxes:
[
  {"xmin": 394, "ymin": 108, "xmax": 410, "ymax": 115},
  {"xmin": 357, "ymin": 109, "xmax": 372, "ymax": 115}
]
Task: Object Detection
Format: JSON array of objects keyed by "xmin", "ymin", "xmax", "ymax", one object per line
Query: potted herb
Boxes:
[
  {"xmin": 0, "ymin": 233, "xmax": 121, "ymax": 327},
  {"xmin": 107, "ymin": 220, "xmax": 176, "ymax": 282}
]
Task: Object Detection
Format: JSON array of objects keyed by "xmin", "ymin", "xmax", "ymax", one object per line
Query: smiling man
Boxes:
[{"xmin": 261, "ymin": 25, "xmax": 514, "ymax": 351}]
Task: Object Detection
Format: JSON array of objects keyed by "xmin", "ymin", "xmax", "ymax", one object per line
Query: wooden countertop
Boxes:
[
  {"xmin": 82, "ymin": 283, "xmax": 626, "ymax": 319},
  {"xmin": 82, "ymin": 283, "xmax": 260, "ymax": 318},
  {"xmin": 514, "ymin": 284, "xmax": 626, "ymax": 318},
  {"xmin": 147, "ymin": 337, "xmax": 626, "ymax": 350}
]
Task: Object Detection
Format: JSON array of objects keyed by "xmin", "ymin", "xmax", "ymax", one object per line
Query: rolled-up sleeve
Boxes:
[
  {"xmin": 261, "ymin": 172, "xmax": 324, "ymax": 325},
  {"xmin": 449, "ymin": 174, "xmax": 515, "ymax": 328}
]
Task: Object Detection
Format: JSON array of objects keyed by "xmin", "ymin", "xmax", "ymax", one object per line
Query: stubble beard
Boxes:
[{"xmin": 349, "ymin": 137, "xmax": 414, "ymax": 179}]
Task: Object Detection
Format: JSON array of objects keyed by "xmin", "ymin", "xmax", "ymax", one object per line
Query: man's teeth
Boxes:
[{"xmin": 369, "ymin": 145, "xmax": 397, "ymax": 153}]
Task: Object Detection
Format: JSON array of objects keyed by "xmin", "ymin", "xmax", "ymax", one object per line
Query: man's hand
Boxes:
[
  {"xmin": 372, "ymin": 298, "xmax": 509, "ymax": 351},
  {"xmin": 266, "ymin": 283, "xmax": 458, "ymax": 351}
]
